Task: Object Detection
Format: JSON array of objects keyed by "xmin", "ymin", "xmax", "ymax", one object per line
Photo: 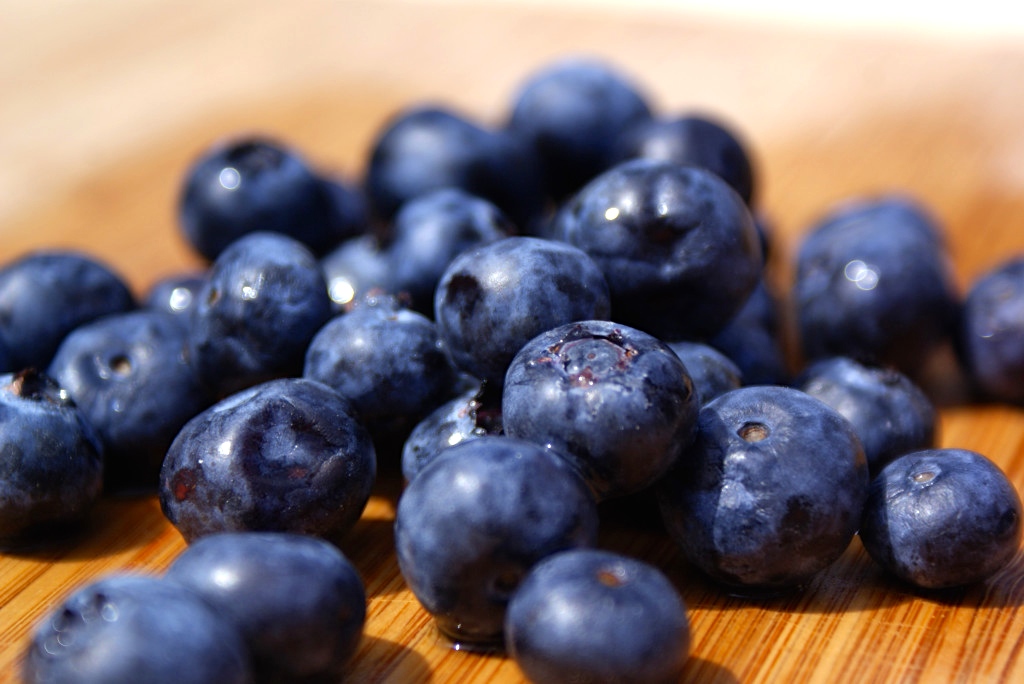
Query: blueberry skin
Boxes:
[
  {"xmin": 0, "ymin": 250, "xmax": 135, "ymax": 371},
  {"xmin": 388, "ymin": 188, "xmax": 512, "ymax": 314},
  {"xmin": 860, "ymin": 449, "xmax": 1022, "ymax": 589},
  {"xmin": 709, "ymin": 279, "xmax": 791, "ymax": 386},
  {"xmin": 506, "ymin": 57, "xmax": 653, "ymax": 201},
  {"xmin": 22, "ymin": 574, "xmax": 253, "ymax": 684},
  {"xmin": 178, "ymin": 136, "xmax": 340, "ymax": 260},
  {"xmin": 667, "ymin": 340, "xmax": 743, "ymax": 405},
  {"xmin": 613, "ymin": 113, "xmax": 756, "ymax": 205},
  {"xmin": 0, "ymin": 335, "xmax": 11, "ymax": 373},
  {"xmin": 365, "ymin": 105, "xmax": 544, "ymax": 230},
  {"xmin": 505, "ymin": 549, "xmax": 690, "ymax": 684},
  {"xmin": 957, "ymin": 256, "xmax": 1024, "ymax": 403},
  {"xmin": 658, "ymin": 385, "xmax": 869, "ymax": 591},
  {"xmin": 321, "ymin": 234, "xmax": 396, "ymax": 312},
  {"xmin": 550, "ymin": 159, "xmax": 763, "ymax": 342},
  {"xmin": 793, "ymin": 194, "xmax": 959, "ymax": 375},
  {"xmin": 394, "ymin": 435, "xmax": 599, "ymax": 647},
  {"xmin": 318, "ymin": 173, "xmax": 370, "ymax": 247},
  {"xmin": 303, "ymin": 295, "xmax": 456, "ymax": 424},
  {"xmin": 434, "ymin": 236, "xmax": 611, "ymax": 387},
  {"xmin": 48, "ymin": 310, "xmax": 212, "ymax": 493},
  {"xmin": 0, "ymin": 369, "xmax": 104, "ymax": 545},
  {"xmin": 144, "ymin": 271, "xmax": 208, "ymax": 317},
  {"xmin": 159, "ymin": 377, "xmax": 376, "ymax": 544},
  {"xmin": 188, "ymin": 231, "xmax": 332, "ymax": 397},
  {"xmin": 165, "ymin": 532, "xmax": 366, "ymax": 684},
  {"xmin": 796, "ymin": 356, "xmax": 936, "ymax": 476},
  {"xmin": 503, "ymin": 320, "xmax": 699, "ymax": 501}
]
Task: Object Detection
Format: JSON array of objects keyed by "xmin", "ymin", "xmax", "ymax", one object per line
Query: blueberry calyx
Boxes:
[{"xmin": 6, "ymin": 369, "xmax": 73, "ymax": 407}]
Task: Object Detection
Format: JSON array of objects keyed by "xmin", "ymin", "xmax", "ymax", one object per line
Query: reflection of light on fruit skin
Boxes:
[
  {"xmin": 604, "ymin": 207, "xmax": 620, "ymax": 221},
  {"xmin": 169, "ymin": 286, "xmax": 194, "ymax": 312},
  {"xmin": 844, "ymin": 259, "xmax": 880, "ymax": 291},
  {"xmin": 218, "ymin": 167, "xmax": 241, "ymax": 190},
  {"xmin": 329, "ymin": 278, "xmax": 356, "ymax": 306}
]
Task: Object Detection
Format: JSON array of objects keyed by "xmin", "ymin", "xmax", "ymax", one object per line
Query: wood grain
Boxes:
[{"xmin": 3, "ymin": 2, "xmax": 1024, "ymax": 682}]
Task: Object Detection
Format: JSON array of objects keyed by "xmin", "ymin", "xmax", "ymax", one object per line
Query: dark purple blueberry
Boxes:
[
  {"xmin": 144, "ymin": 271, "xmax": 208, "ymax": 317},
  {"xmin": 0, "ymin": 335, "xmax": 11, "ymax": 373},
  {"xmin": 303, "ymin": 294, "xmax": 456, "ymax": 425},
  {"xmin": 860, "ymin": 448, "xmax": 1022, "ymax": 589},
  {"xmin": 613, "ymin": 112, "xmax": 756, "ymax": 205},
  {"xmin": 320, "ymin": 234, "xmax": 397, "ymax": 312},
  {"xmin": 22, "ymin": 574, "xmax": 253, "ymax": 684},
  {"xmin": 709, "ymin": 279, "xmax": 791, "ymax": 386},
  {"xmin": 387, "ymin": 189, "xmax": 512, "ymax": 314},
  {"xmin": 0, "ymin": 369, "xmax": 104, "ymax": 545},
  {"xmin": 505, "ymin": 549, "xmax": 690, "ymax": 684},
  {"xmin": 506, "ymin": 57, "xmax": 653, "ymax": 201},
  {"xmin": 503, "ymin": 320, "xmax": 698, "ymax": 501},
  {"xmin": 658, "ymin": 385, "xmax": 869, "ymax": 591},
  {"xmin": 165, "ymin": 532, "xmax": 366, "ymax": 683},
  {"xmin": 48, "ymin": 310, "xmax": 212, "ymax": 493},
  {"xmin": 159, "ymin": 377, "xmax": 376, "ymax": 545},
  {"xmin": 957, "ymin": 256, "xmax": 1024, "ymax": 403},
  {"xmin": 550, "ymin": 159, "xmax": 762, "ymax": 342},
  {"xmin": 178, "ymin": 136, "xmax": 340, "ymax": 260},
  {"xmin": 400, "ymin": 382, "xmax": 503, "ymax": 483},
  {"xmin": 394, "ymin": 435, "xmax": 599, "ymax": 647},
  {"xmin": 796, "ymin": 356, "xmax": 936, "ymax": 476},
  {"xmin": 667, "ymin": 340, "xmax": 743, "ymax": 405},
  {"xmin": 0, "ymin": 250, "xmax": 135, "ymax": 371},
  {"xmin": 364, "ymin": 105, "xmax": 544, "ymax": 230},
  {"xmin": 188, "ymin": 231, "xmax": 332, "ymax": 397},
  {"xmin": 434, "ymin": 236, "xmax": 611, "ymax": 387},
  {"xmin": 318, "ymin": 173, "xmax": 370, "ymax": 246},
  {"xmin": 793, "ymin": 194, "xmax": 960, "ymax": 376}
]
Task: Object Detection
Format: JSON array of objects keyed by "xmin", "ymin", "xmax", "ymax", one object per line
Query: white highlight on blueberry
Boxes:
[
  {"xmin": 169, "ymin": 286, "xmax": 194, "ymax": 312},
  {"xmin": 218, "ymin": 167, "xmax": 241, "ymax": 190},
  {"xmin": 217, "ymin": 439, "xmax": 233, "ymax": 456},
  {"xmin": 328, "ymin": 277, "xmax": 356, "ymax": 305},
  {"xmin": 844, "ymin": 259, "xmax": 880, "ymax": 291},
  {"xmin": 604, "ymin": 207, "xmax": 620, "ymax": 221}
]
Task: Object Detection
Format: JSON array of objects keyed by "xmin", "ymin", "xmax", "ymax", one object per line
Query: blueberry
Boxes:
[
  {"xmin": 159, "ymin": 377, "xmax": 376, "ymax": 545},
  {"xmin": 503, "ymin": 320, "xmax": 699, "ymax": 500},
  {"xmin": 956, "ymin": 255, "xmax": 1024, "ymax": 403},
  {"xmin": 793, "ymin": 194, "xmax": 960, "ymax": 376},
  {"xmin": 0, "ymin": 335, "xmax": 11, "ymax": 374},
  {"xmin": 303, "ymin": 294, "xmax": 456, "ymax": 425},
  {"xmin": 434, "ymin": 236, "xmax": 611, "ymax": 387},
  {"xmin": 318, "ymin": 172, "xmax": 370, "ymax": 246},
  {"xmin": 364, "ymin": 105, "xmax": 544, "ymax": 230},
  {"xmin": 165, "ymin": 531, "xmax": 366, "ymax": 683},
  {"xmin": 709, "ymin": 279, "xmax": 791, "ymax": 386},
  {"xmin": 613, "ymin": 112, "xmax": 756, "ymax": 205},
  {"xmin": 505, "ymin": 549, "xmax": 690, "ymax": 684},
  {"xmin": 320, "ymin": 234, "xmax": 396, "ymax": 312},
  {"xmin": 144, "ymin": 271, "xmax": 208, "ymax": 317},
  {"xmin": 796, "ymin": 356, "xmax": 936, "ymax": 476},
  {"xmin": 394, "ymin": 435, "xmax": 599, "ymax": 647},
  {"xmin": 861, "ymin": 448, "xmax": 1022, "ymax": 589},
  {"xmin": 666, "ymin": 340, "xmax": 743, "ymax": 404},
  {"xmin": 48, "ymin": 309, "xmax": 212, "ymax": 493},
  {"xmin": 188, "ymin": 231, "xmax": 333, "ymax": 397},
  {"xmin": 658, "ymin": 385, "xmax": 869, "ymax": 591},
  {"xmin": 0, "ymin": 369, "xmax": 104, "ymax": 545},
  {"xmin": 550, "ymin": 159, "xmax": 763, "ymax": 342},
  {"xmin": 506, "ymin": 57, "xmax": 653, "ymax": 201},
  {"xmin": 0, "ymin": 250, "xmax": 135, "ymax": 371},
  {"xmin": 178, "ymin": 136, "xmax": 340, "ymax": 260},
  {"xmin": 22, "ymin": 574, "xmax": 253, "ymax": 684},
  {"xmin": 387, "ymin": 188, "xmax": 512, "ymax": 314}
]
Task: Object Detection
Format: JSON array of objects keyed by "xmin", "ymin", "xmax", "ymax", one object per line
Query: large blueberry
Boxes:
[
  {"xmin": 0, "ymin": 250, "xmax": 135, "ymax": 371},
  {"xmin": 667, "ymin": 340, "xmax": 743, "ymax": 405},
  {"xmin": 0, "ymin": 369, "xmax": 104, "ymax": 545},
  {"xmin": 394, "ymin": 435, "xmax": 599, "ymax": 647},
  {"xmin": 364, "ymin": 105, "xmax": 544, "ymax": 230},
  {"xmin": 796, "ymin": 356, "xmax": 936, "ymax": 476},
  {"xmin": 159, "ymin": 377, "xmax": 376, "ymax": 545},
  {"xmin": 22, "ymin": 574, "xmax": 253, "ymax": 684},
  {"xmin": 793, "ymin": 194, "xmax": 959, "ymax": 376},
  {"xmin": 434, "ymin": 236, "xmax": 611, "ymax": 387},
  {"xmin": 165, "ymin": 531, "xmax": 366, "ymax": 683},
  {"xmin": 550, "ymin": 159, "xmax": 762, "ymax": 342},
  {"xmin": 505, "ymin": 548, "xmax": 690, "ymax": 684},
  {"xmin": 658, "ymin": 385, "xmax": 869, "ymax": 591},
  {"xmin": 188, "ymin": 231, "xmax": 332, "ymax": 397},
  {"xmin": 503, "ymin": 320, "xmax": 699, "ymax": 500},
  {"xmin": 178, "ymin": 136, "xmax": 340, "ymax": 260},
  {"xmin": 957, "ymin": 256, "xmax": 1024, "ymax": 403},
  {"xmin": 506, "ymin": 57, "xmax": 653, "ymax": 201},
  {"xmin": 48, "ymin": 309, "xmax": 212, "ymax": 493},
  {"xmin": 860, "ymin": 448, "xmax": 1022, "ymax": 589}
]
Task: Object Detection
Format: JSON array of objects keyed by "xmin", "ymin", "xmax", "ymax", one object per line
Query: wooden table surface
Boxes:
[{"xmin": 4, "ymin": 2, "xmax": 1024, "ymax": 682}]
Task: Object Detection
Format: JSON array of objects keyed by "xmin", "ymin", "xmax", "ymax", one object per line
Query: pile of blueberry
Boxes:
[{"xmin": 5, "ymin": 56, "xmax": 1024, "ymax": 683}]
